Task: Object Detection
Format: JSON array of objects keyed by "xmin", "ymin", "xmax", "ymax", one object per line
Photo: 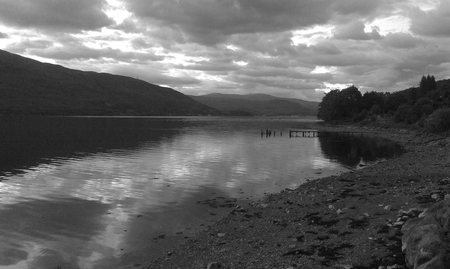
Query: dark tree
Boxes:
[
  {"xmin": 420, "ymin": 74, "xmax": 437, "ymax": 94},
  {"xmin": 361, "ymin": 91, "xmax": 385, "ymax": 113},
  {"xmin": 430, "ymin": 75, "xmax": 437, "ymax": 90},
  {"xmin": 385, "ymin": 91, "xmax": 408, "ymax": 113},
  {"xmin": 318, "ymin": 86, "xmax": 362, "ymax": 122},
  {"xmin": 318, "ymin": 89, "xmax": 340, "ymax": 121}
]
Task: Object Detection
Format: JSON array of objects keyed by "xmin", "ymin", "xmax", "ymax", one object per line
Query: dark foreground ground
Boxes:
[{"xmin": 145, "ymin": 124, "xmax": 450, "ymax": 269}]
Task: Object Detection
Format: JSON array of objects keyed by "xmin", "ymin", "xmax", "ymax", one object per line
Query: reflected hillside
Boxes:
[
  {"xmin": 0, "ymin": 117, "xmax": 190, "ymax": 177},
  {"xmin": 318, "ymin": 132, "xmax": 405, "ymax": 169}
]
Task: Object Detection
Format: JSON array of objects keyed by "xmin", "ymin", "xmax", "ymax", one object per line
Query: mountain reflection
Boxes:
[{"xmin": 0, "ymin": 116, "xmax": 187, "ymax": 177}]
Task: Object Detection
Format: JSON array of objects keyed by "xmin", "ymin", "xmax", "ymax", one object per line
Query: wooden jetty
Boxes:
[
  {"xmin": 261, "ymin": 129, "xmax": 282, "ymax": 137},
  {"xmin": 289, "ymin": 130, "xmax": 367, "ymax": 138}
]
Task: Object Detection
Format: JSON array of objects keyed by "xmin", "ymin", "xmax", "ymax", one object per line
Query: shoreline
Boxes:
[{"xmin": 145, "ymin": 124, "xmax": 450, "ymax": 269}]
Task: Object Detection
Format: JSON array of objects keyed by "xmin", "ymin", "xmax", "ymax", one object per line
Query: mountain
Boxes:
[
  {"xmin": 189, "ymin": 93, "xmax": 319, "ymax": 116},
  {"xmin": 0, "ymin": 50, "xmax": 218, "ymax": 116}
]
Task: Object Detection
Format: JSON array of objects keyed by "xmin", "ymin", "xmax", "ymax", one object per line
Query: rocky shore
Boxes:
[{"xmin": 145, "ymin": 124, "xmax": 450, "ymax": 269}]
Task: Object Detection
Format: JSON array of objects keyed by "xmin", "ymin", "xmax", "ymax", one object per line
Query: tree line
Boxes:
[{"xmin": 317, "ymin": 75, "xmax": 450, "ymax": 132}]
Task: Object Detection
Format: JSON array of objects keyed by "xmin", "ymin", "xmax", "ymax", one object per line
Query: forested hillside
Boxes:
[
  {"xmin": 0, "ymin": 50, "xmax": 218, "ymax": 116},
  {"xmin": 317, "ymin": 75, "xmax": 450, "ymax": 132}
]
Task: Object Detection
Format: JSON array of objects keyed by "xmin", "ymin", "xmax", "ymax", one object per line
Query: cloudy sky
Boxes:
[{"xmin": 0, "ymin": 0, "xmax": 449, "ymax": 101}]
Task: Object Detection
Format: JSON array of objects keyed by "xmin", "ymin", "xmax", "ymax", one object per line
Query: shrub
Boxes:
[
  {"xmin": 424, "ymin": 108, "xmax": 450, "ymax": 133},
  {"xmin": 352, "ymin": 109, "xmax": 368, "ymax": 122},
  {"xmin": 370, "ymin": 104, "xmax": 383, "ymax": 115},
  {"xmin": 394, "ymin": 104, "xmax": 412, "ymax": 122}
]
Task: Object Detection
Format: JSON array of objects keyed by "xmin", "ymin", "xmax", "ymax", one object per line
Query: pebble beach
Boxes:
[{"xmin": 145, "ymin": 124, "xmax": 450, "ymax": 269}]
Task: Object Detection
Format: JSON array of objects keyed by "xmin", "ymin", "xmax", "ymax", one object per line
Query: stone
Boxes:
[
  {"xmin": 207, "ymin": 262, "xmax": 222, "ymax": 269},
  {"xmin": 334, "ymin": 264, "xmax": 354, "ymax": 269},
  {"xmin": 401, "ymin": 196, "xmax": 450, "ymax": 269}
]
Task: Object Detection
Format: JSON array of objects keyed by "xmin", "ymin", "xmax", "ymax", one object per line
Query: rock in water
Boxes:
[{"xmin": 401, "ymin": 196, "xmax": 450, "ymax": 269}]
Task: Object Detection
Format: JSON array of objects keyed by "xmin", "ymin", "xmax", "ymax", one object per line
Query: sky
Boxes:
[{"xmin": 0, "ymin": 0, "xmax": 449, "ymax": 101}]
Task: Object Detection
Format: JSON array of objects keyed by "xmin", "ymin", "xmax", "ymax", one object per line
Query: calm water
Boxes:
[{"xmin": 0, "ymin": 116, "xmax": 403, "ymax": 269}]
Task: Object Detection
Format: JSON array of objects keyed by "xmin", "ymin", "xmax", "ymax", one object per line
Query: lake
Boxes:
[{"xmin": 0, "ymin": 116, "xmax": 403, "ymax": 269}]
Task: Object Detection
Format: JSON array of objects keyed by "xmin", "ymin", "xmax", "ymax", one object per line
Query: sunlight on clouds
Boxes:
[
  {"xmin": 104, "ymin": 0, "xmax": 132, "ymax": 24},
  {"xmin": 410, "ymin": 0, "xmax": 439, "ymax": 11},
  {"xmin": 316, "ymin": 82, "xmax": 352, "ymax": 93},
  {"xmin": 226, "ymin": 45, "xmax": 239, "ymax": 51},
  {"xmin": 77, "ymin": 28, "xmax": 141, "ymax": 52},
  {"xmin": 160, "ymin": 52, "xmax": 209, "ymax": 66},
  {"xmin": 196, "ymin": 71, "xmax": 223, "ymax": 82},
  {"xmin": 233, "ymin": 60, "xmax": 248, "ymax": 66},
  {"xmin": 291, "ymin": 25, "xmax": 333, "ymax": 46},
  {"xmin": 368, "ymin": 15, "xmax": 411, "ymax": 35},
  {"xmin": 311, "ymin": 66, "xmax": 337, "ymax": 74}
]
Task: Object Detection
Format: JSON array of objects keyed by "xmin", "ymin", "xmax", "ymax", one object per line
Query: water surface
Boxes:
[{"xmin": 0, "ymin": 117, "xmax": 403, "ymax": 269}]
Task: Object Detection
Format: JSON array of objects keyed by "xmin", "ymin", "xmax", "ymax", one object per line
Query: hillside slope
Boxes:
[
  {"xmin": 0, "ymin": 50, "xmax": 218, "ymax": 116},
  {"xmin": 189, "ymin": 93, "xmax": 318, "ymax": 116}
]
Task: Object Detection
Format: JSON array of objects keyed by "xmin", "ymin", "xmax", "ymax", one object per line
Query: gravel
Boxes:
[{"xmin": 144, "ymin": 124, "xmax": 450, "ymax": 269}]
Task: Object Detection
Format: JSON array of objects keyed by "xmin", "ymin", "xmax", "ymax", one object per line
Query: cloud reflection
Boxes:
[{"xmin": 0, "ymin": 197, "xmax": 110, "ymax": 269}]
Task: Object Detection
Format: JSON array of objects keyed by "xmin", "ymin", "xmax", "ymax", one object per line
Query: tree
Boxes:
[
  {"xmin": 318, "ymin": 86, "xmax": 362, "ymax": 122},
  {"xmin": 420, "ymin": 74, "xmax": 437, "ymax": 95},
  {"xmin": 385, "ymin": 91, "xmax": 408, "ymax": 113},
  {"xmin": 361, "ymin": 91, "xmax": 385, "ymax": 112},
  {"xmin": 318, "ymin": 89, "xmax": 340, "ymax": 121},
  {"xmin": 430, "ymin": 75, "xmax": 437, "ymax": 90}
]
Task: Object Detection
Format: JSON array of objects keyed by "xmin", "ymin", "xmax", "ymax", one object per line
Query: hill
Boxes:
[
  {"xmin": 189, "ymin": 93, "xmax": 319, "ymax": 116},
  {"xmin": 0, "ymin": 50, "xmax": 218, "ymax": 116}
]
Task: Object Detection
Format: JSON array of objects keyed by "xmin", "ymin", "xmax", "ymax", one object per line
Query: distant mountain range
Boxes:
[
  {"xmin": 189, "ymin": 93, "xmax": 319, "ymax": 116},
  {"xmin": 0, "ymin": 50, "xmax": 218, "ymax": 116}
]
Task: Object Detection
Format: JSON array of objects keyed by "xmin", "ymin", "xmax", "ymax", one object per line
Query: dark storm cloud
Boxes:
[
  {"xmin": 124, "ymin": 0, "xmax": 334, "ymax": 45},
  {"xmin": 0, "ymin": 0, "xmax": 113, "ymax": 32},
  {"xmin": 381, "ymin": 33, "xmax": 424, "ymax": 49},
  {"xmin": 331, "ymin": 0, "xmax": 385, "ymax": 16}
]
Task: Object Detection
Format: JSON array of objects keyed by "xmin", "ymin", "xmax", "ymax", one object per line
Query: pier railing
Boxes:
[
  {"xmin": 289, "ymin": 130, "xmax": 367, "ymax": 138},
  {"xmin": 260, "ymin": 129, "xmax": 368, "ymax": 138}
]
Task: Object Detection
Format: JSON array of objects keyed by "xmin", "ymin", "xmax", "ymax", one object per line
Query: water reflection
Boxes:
[
  {"xmin": 0, "ymin": 117, "xmax": 403, "ymax": 268},
  {"xmin": 318, "ymin": 132, "xmax": 405, "ymax": 168},
  {"xmin": 0, "ymin": 116, "xmax": 187, "ymax": 178},
  {"xmin": 0, "ymin": 197, "xmax": 110, "ymax": 269}
]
